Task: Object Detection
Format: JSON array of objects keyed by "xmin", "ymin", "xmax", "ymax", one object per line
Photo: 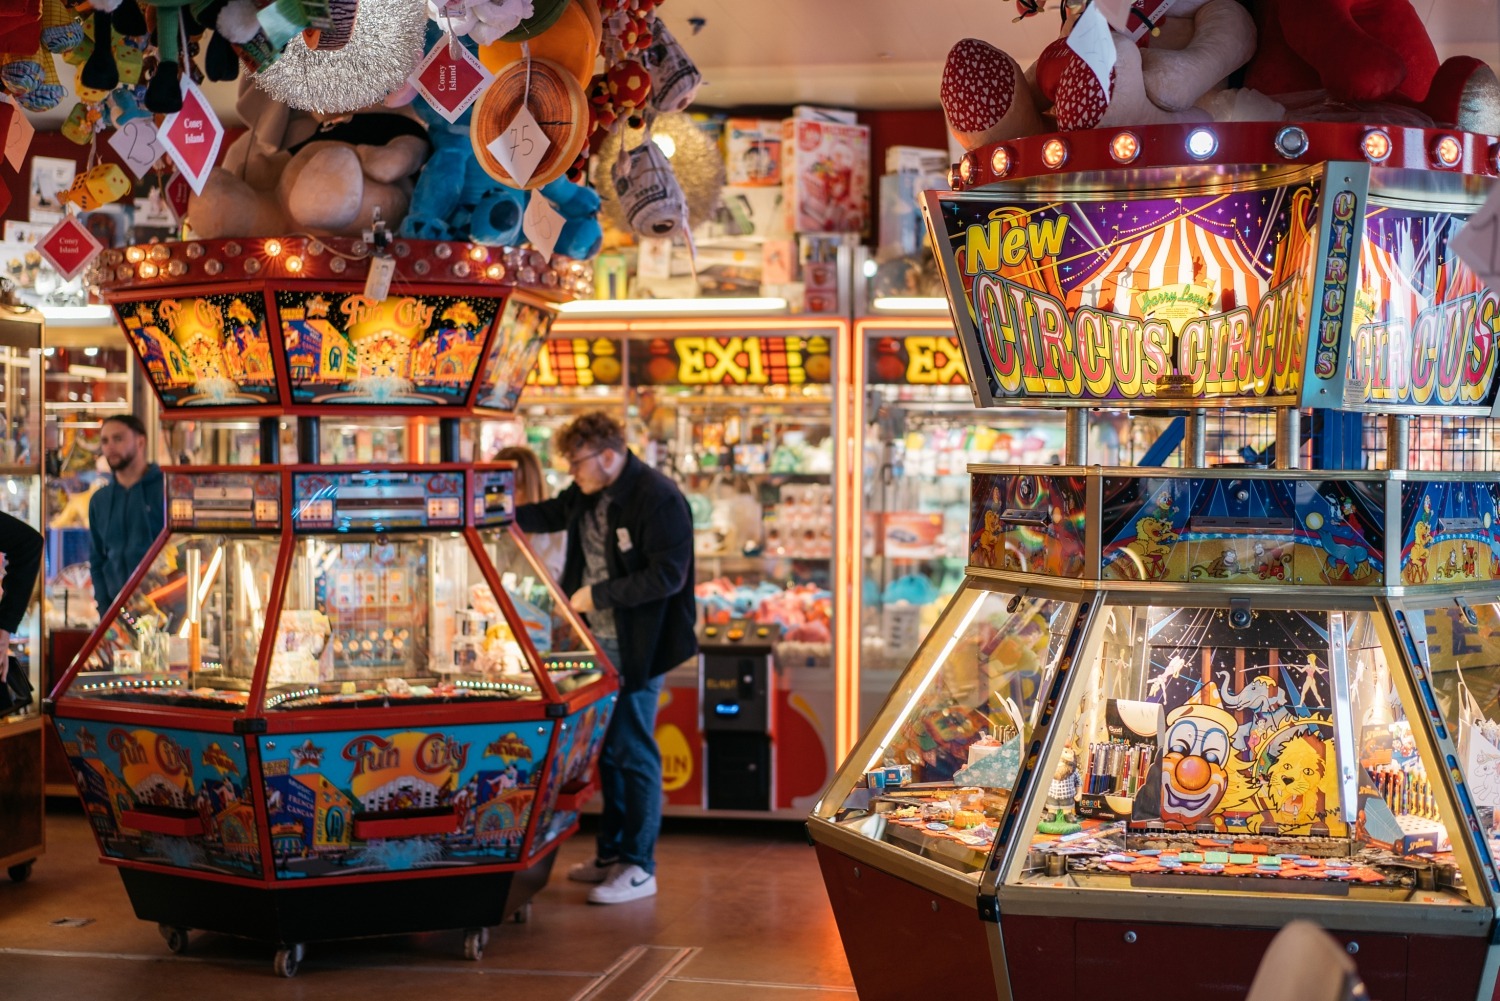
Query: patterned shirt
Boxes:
[{"xmin": 579, "ymin": 493, "xmax": 617, "ymax": 640}]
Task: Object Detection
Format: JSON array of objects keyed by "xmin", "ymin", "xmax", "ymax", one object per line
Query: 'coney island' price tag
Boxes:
[
  {"xmin": 487, "ymin": 104, "xmax": 550, "ymax": 188},
  {"xmin": 412, "ymin": 34, "xmax": 493, "ymax": 124},
  {"xmin": 35, "ymin": 216, "xmax": 103, "ymax": 281},
  {"xmin": 157, "ymin": 78, "xmax": 224, "ymax": 194}
]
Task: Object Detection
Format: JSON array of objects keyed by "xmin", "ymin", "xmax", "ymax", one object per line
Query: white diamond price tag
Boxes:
[
  {"xmin": 486, "ymin": 104, "xmax": 550, "ymax": 188},
  {"xmin": 107, "ymin": 118, "xmax": 165, "ymax": 179},
  {"xmin": 523, "ymin": 191, "xmax": 565, "ymax": 262}
]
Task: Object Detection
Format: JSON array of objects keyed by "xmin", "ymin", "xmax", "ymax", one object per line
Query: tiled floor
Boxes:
[{"xmin": 0, "ymin": 803, "xmax": 855, "ymax": 999}]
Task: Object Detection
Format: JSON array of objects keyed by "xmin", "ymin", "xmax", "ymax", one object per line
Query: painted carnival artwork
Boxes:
[
  {"xmin": 1099, "ymin": 476, "xmax": 1385, "ymax": 585},
  {"xmin": 932, "ymin": 179, "xmax": 1321, "ymax": 404},
  {"xmin": 118, "ymin": 294, "xmax": 277, "ymax": 407},
  {"xmin": 530, "ymin": 696, "xmax": 615, "ymax": 852},
  {"xmin": 1132, "ymin": 608, "xmax": 1346, "ymax": 837},
  {"xmin": 261, "ymin": 723, "xmax": 554, "ymax": 879},
  {"xmin": 474, "ymin": 298, "xmax": 554, "ymax": 411},
  {"xmin": 53, "ymin": 720, "xmax": 261, "ymax": 877},
  {"xmin": 278, "ymin": 291, "xmax": 501, "ymax": 405},
  {"xmin": 967, "ymin": 472, "xmax": 1087, "ymax": 577},
  {"xmin": 1399, "ymin": 481, "xmax": 1500, "ymax": 586}
]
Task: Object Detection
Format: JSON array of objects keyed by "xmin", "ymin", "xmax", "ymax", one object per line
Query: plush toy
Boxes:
[
  {"xmin": 1244, "ymin": 0, "xmax": 1500, "ymax": 132},
  {"xmin": 942, "ymin": 0, "xmax": 1261, "ymax": 148},
  {"xmin": 188, "ymin": 78, "xmax": 430, "ymax": 239}
]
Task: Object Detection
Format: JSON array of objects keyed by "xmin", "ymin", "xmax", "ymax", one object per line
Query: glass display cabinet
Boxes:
[
  {"xmin": 811, "ymin": 120, "xmax": 1500, "ymax": 1001},
  {"xmin": 48, "ymin": 235, "xmax": 614, "ymax": 976},
  {"xmin": 0, "ymin": 307, "xmax": 44, "ymax": 883}
]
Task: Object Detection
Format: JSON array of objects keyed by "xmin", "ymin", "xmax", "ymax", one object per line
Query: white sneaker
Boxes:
[
  {"xmin": 567, "ymin": 857, "xmax": 619, "ymax": 883},
  {"xmin": 587, "ymin": 864, "xmax": 657, "ymax": 904}
]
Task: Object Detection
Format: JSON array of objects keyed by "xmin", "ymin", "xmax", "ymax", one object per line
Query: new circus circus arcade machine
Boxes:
[
  {"xmin": 810, "ymin": 120, "xmax": 1500, "ymax": 1001},
  {"xmin": 44, "ymin": 236, "xmax": 616, "ymax": 977}
]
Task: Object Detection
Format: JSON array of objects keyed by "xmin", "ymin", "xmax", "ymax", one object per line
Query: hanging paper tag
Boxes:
[
  {"xmin": 412, "ymin": 34, "xmax": 493, "ymax": 124},
  {"xmin": 158, "ymin": 78, "xmax": 224, "ymax": 195},
  {"xmin": 107, "ymin": 119, "xmax": 165, "ymax": 180},
  {"xmin": 163, "ymin": 170, "xmax": 193, "ymax": 224},
  {"xmin": 3, "ymin": 97, "xmax": 34, "ymax": 171},
  {"xmin": 1067, "ymin": 3, "xmax": 1118, "ymax": 95},
  {"xmin": 487, "ymin": 104, "xmax": 550, "ymax": 188},
  {"xmin": 523, "ymin": 192, "xmax": 565, "ymax": 262},
  {"xmin": 364, "ymin": 255, "xmax": 396, "ymax": 301},
  {"xmin": 36, "ymin": 215, "xmax": 103, "ymax": 282}
]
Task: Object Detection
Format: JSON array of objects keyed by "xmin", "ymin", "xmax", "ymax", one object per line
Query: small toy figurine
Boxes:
[{"xmin": 1038, "ymin": 745, "xmax": 1083, "ymax": 835}]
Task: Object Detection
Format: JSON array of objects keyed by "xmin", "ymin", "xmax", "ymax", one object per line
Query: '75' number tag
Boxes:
[{"xmin": 487, "ymin": 104, "xmax": 550, "ymax": 188}]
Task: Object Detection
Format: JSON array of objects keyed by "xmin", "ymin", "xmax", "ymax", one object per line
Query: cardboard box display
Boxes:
[
  {"xmin": 724, "ymin": 119, "xmax": 782, "ymax": 187},
  {"xmin": 781, "ymin": 118, "xmax": 870, "ymax": 235}
]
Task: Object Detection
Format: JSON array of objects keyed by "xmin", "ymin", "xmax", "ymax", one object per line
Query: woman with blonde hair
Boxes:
[{"xmin": 497, "ymin": 445, "xmax": 566, "ymax": 580}]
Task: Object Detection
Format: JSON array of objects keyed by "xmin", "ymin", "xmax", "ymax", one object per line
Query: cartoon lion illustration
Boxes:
[
  {"xmin": 1404, "ymin": 521, "xmax": 1433, "ymax": 585},
  {"xmin": 1237, "ymin": 730, "xmax": 1347, "ymax": 836},
  {"xmin": 1128, "ymin": 515, "xmax": 1179, "ymax": 580}
]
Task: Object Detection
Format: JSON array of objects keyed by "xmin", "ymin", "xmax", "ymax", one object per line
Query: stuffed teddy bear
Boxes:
[
  {"xmin": 1244, "ymin": 0, "xmax": 1500, "ymax": 133},
  {"xmin": 944, "ymin": 0, "xmax": 1263, "ymax": 147},
  {"xmin": 188, "ymin": 77, "xmax": 430, "ymax": 239}
]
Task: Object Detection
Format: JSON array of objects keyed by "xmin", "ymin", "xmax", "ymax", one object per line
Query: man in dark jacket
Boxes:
[
  {"xmin": 88, "ymin": 414, "xmax": 165, "ymax": 615},
  {"xmin": 515, "ymin": 412, "xmax": 696, "ymax": 905}
]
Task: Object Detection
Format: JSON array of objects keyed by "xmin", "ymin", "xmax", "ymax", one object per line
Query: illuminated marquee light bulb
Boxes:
[
  {"xmin": 1186, "ymin": 128, "xmax": 1217, "ymax": 160},
  {"xmin": 469, "ymin": 245, "xmax": 488, "ymax": 262},
  {"xmin": 1433, "ymin": 135, "xmax": 1462, "ymax": 168},
  {"xmin": 959, "ymin": 157, "xmax": 974, "ymax": 183},
  {"xmin": 1275, "ymin": 126, "xmax": 1309, "ymax": 159},
  {"xmin": 125, "ymin": 246, "xmax": 145, "ymax": 263},
  {"xmin": 485, "ymin": 264, "xmax": 505, "ymax": 280},
  {"xmin": 285, "ymin": 255, "xmax": 303, "ymax": 273},
  {"xmin": 990, "ymin": 145, "xmax": 1012, "ymax": 176},
  {"xmin": 1041, "ymin": 138, "xmax": 1068, "ymax": 169},
  {"xmin": 138, "ymin": 262, "xmax": 158, "ymax": 278},
  {"xmin": 1362, "ymin": 129, "xmax": 1392, "ymax": 163},
  {"xmin": 1109, "ymin": 132, "xmax": 1140, "ymax": 163},
  {"xmin": 264, "ymin": 239, "xmax": 283, "ymax": 257}
]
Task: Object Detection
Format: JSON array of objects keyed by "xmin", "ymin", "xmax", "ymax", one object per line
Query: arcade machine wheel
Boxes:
[
  {"xmin": 463, "ymin": 927, "xmax": 491, "ymax": 961},
  {"xmin": 7, "ymin": 861, "xmax": 33, "ymax": 883},
  {"xmin": 158, "ymin": 924, "xmax": 189, "ymax": 954},
  {"xmin": 274, "ymin": 943, "xmax": 305, "ymax": 978}
]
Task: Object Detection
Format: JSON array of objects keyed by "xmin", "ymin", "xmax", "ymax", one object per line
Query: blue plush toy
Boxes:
[{"xmin": 401, "ymin": 27, "xmax": 602, "ymax": 259}]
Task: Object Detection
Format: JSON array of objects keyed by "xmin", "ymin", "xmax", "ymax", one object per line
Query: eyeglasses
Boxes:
[{"xmin": 566, "ymin": 451, "xmax": 602, "ymax": 473}]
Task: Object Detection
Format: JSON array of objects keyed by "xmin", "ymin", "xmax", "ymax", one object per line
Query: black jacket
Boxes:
[
  {"xmin": 0, "ymin": 511, "xmax": 42, "ymax": 633},
  {"xmin": 89, "ymin": 464, "xmax": 165, "ymax": 614},
  {"xmin": 516, "ymin": 451, "xmax": 697, "ymax": 690}
]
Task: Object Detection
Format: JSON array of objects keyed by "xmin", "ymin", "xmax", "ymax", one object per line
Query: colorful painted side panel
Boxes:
[
  {"xmin": 1398, "ymin": 481, "xmax": 1500, "ymax": 587},
  {"xmin": 117, "ymin": 293, "xmax": 278, "ymax": 407},
  {"xmin": 260, "ymin": 722, "xmax": 554, "ymax": 879},
  {"xmin": 930, "ymin": 180, "xmax": 1321, "ymax": 405},
  {"xmin": 277, "ymin": 291, "xmax": 502, "ymax": 406},
  {"xmin": 968, "ymin": 472, "xmax": 1087, "ymax": 577},
  {"xmin": 52, "ymin": 719, "xmax": 262, "ymax": 878},
  {"xmin": 531, "ymin": 694, "xmax": 616, "ymax": 853},
  {"xmin": 1099, "ymin": 476, "xmax": 1384, "ymax": 585},
  {"xmin": 474, "ymin": 298, "xmax": 555, "ymax": 411},
  {"xmin": 1345, "ymin": 206, "xmax": 1500, "ymax": 411}
]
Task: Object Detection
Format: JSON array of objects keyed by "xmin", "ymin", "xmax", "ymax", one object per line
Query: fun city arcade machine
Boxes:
[
  {"xmin": 47, "ymin": 236, "xmax": 617, "ymax": 977},
  {"xmin": 811, "ymin": 121, "xmax": 1500, "ymax": 1001}
]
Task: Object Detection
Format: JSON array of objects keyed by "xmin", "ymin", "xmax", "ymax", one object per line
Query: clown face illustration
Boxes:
[{"xmin": 1159, "ymin": 701, "xmax": 1235, "ymax": 827}]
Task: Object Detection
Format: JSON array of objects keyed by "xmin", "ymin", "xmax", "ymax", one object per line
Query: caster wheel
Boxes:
[
  {"xmin": 274, "ymin": 944, "xmax": 304, "ymax": 978},
  {"xmin": 512, "ymin": 902, "xmax": 532, "ymax": 924},
  {"xmin": 7, "ymin": 861, "xmax": 33, "ymax": 883},
  {"xmin": 158, "ymin": 924, "xmax": 190, "ymax": 955},
  {"xmin": 463, "ymin": 928, "xmax": 486, "ymax": 961}
]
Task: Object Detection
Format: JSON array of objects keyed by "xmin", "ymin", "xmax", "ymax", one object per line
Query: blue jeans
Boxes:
[{"xmin": 594, "ymin": 637, "xmax": 664, "ymax": 874}]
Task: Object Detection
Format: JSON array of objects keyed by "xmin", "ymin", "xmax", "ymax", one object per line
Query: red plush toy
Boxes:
[{"xmin": 1245, "ymin": 0, "xmax": 1500, "ymax": 131}]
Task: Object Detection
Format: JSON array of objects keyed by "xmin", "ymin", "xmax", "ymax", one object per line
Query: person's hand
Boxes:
[{"xmin": 569, "ymin": 585, "xmax": 596, "ymax": 614}]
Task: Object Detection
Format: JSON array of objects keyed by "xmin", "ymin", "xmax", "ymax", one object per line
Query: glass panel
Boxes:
[
  {"xmin": 1016, "ymin": 604, "xmax": 1472, "ymax": 905},
  {"xmin": 824, "ymin": 587, "xmax": 1079, "ymax": 876},
  {"xmin": 1418, "ymin": 601, "xmax": 1500, "ymax": 852},
  {"xmin": 73, "ymin": 534, "xmax": 279, "ymax": 710},
  {"xmin": 479, "ymin": 527, "xmax": 600, "ymax": 692},
  {"xmin": 264, "ymin": 533, "xmax": 548, "ymax": 710}
]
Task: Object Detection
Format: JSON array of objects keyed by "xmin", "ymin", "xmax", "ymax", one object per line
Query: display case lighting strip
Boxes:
[
  {"xmin": 871, "ymin": 297, "xmax": 950, "ymax": 312},
  {"xmin": 38, "ymin": 304, "xmax": 115, "ymax": 325},
  {"xmin": 558, "ymin": 297, "xmax": 789, "ymax": 316}
]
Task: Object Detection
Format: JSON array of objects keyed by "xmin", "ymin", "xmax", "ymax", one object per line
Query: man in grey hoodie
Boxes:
[{"xmin": 88, "ymin": 414, "xmax": 164, "ymax": 615}]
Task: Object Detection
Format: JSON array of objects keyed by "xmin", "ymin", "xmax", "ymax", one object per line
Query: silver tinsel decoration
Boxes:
[
  {"xmin": 253, "ymin": 0, "xmax": 430, "ymax": 114},
  {"xmin": 592, "ymin": 112, "xmax": 725, "ymax": 233}
]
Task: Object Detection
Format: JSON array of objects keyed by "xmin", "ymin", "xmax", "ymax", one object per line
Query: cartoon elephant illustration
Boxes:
[{"xmin": 1218, "ymin": 671, "xmax": 1293, "ymax": 754}]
